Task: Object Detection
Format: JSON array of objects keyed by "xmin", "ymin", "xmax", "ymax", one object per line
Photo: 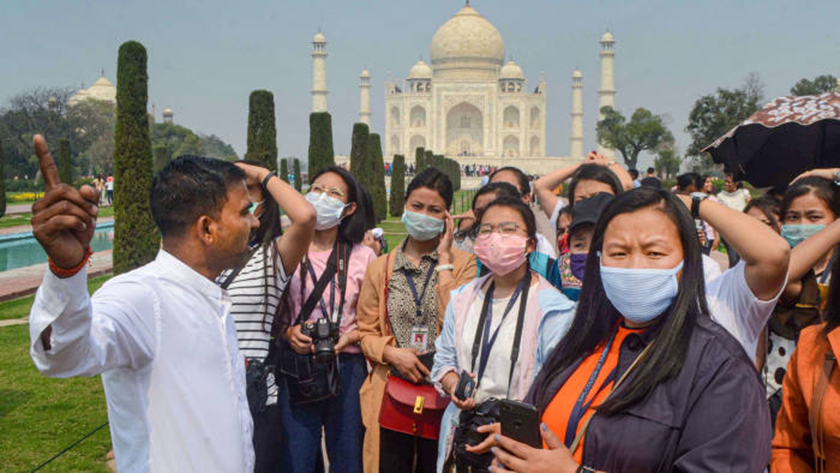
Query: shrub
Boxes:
[
  {"xmin": 389, "ymin": 154, "xmax": 405, "ymax": 218},
  {"xmin": 293, "ymin": 158, "xmax": 302, "ymax": 192},
  {"xmin": 280, "ymin": 158, "xmax": 289, "ymax": 183},
  {"xmin": 113, "ymin": 40, "xmax": 160, "ymax": 274},
  {"xmin": 367, "ymin": 134, "xmax": 387, "ymax": 222},
  {"xmin": 57, "ymin": 138, "xmax": 72, "ymax": 184},
  {"xmin": 308, "ymin": 112, "xmax": 335, "ymax": 178},
  {"xmin": 244, "ymin": 90, "xmax": 278, "ymax": 172}
]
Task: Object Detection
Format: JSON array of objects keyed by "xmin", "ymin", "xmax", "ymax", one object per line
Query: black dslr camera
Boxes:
[{"xmin": 301, "ymin": 317, "xmax": 339, "ymax": 363}]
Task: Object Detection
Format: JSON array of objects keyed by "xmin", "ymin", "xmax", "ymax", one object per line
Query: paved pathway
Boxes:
[
  {"xmin": 0, "ymin": 249, "xmax": 113, "ymax": 302},
  {"xmin": 0, "ymin": 216, "xmax": 114, "ymax": 236},
  {"xmin": 4, "ymin": 203, "xmax": 33, "ymax": 215}
]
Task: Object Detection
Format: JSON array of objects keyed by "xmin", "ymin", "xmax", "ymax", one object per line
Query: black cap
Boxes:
[{"xmin": 569, "ymin": 192, "xmax": 614, "ymax": 237}]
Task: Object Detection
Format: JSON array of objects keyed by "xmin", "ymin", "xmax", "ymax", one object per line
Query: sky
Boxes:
[{"xmin": 2, "ymin": 0, "xmax": 839, "ymax": 169}]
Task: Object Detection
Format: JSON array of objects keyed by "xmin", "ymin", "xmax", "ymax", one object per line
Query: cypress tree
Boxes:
[
  {"xmin": 389, "ymin": 154, "xmax": 406, "ymax": 218},
  {"xmin": 293, "ymin": 158, "xmax": 302, "ymax": 192},
  {"xmin": 0, "ymin": 140, "xmax": 6, "ymax": 218},
  {"xmin": 367, "ymin": 133, "xmax": 387, "ymax": 222},
  {"xmin": 349, "ymin": 123, "xmax": 369, "ymax": 178},
  {"xmin": 113, "ymin": 40, "xmax": 159, "ymax": 274},
  {"xmin": 153, "ymin": 144, "xmax": 169, "ymax": 173},
  {"xmin": 308, "ymin": 112, "xmax": 335, "ymax": 178},
  {"xmin": 423, "ymin": 150, "xmax": 434, "ymax": 173},
  {"xmin": 244, "ymin": 90, "xmax": 278, "ymax": 172},
  {"xmin": 280, "ymin": 158, "xmax": 289, "ymax": 183},
  {"xmin": 415, "ymin": 147, "xmax": 425, "ymax": 171},
  {"xmin": 57, "ymin": 138, "xmax": 72, "ymax": 184}
]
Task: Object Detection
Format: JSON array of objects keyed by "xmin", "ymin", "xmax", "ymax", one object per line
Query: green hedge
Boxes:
[
  {"xmin": 349, "ymin": 123, "xmax": 369, "ymax": 178},
  {"xmin": 367, "ymin": 134, "xmax": 386, "ymax": 222},
  {"xmin": 244, "ymin": 90, "xmax": 278, "ymax": 172},
  {"xmin": 308, "ymin": 112, "xmax": 335, "ymax": 178},
  {"xmin": 280, "ymin": 158, "xmax": 289, "ymax": 183},
  {"xmin": 293, "ymin": 158, "xmax": 302, "ymax": 192},
  {"xmin": 113, "ymin": 40, "xmax": 159, "ymax": 274},
  {"xmin": 389, "ymin": 154, "xmax": 405, "ymax": 218},
  {"xmin": 57, "ymin": 138, "xmax": 72, "ymax": 184},
  {"xmin": 0, "ymin": 141, "xmax": 5, "ymax": 217}
]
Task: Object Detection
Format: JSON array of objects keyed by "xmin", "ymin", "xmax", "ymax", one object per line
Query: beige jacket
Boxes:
[{"xmin": 357, "ymin": 246, "xmax": 476, "ymax": 473}]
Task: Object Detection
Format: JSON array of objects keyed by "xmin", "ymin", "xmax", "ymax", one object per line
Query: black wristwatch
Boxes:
[
  {"xmin": 261, "ymin": 171, "xmax": 277, "ymax": 189},
  {"xmin": 576, "ymin": 465, "xmax": 597, "ymax": 473},
  {"xmin": 691, "ymin": 195, "xmax": 705, "ymax": 220}
]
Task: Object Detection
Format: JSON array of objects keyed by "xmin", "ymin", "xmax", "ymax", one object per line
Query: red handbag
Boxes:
[
  {"xmin": 379, "ymin": 375, "xmax": 449, "ymax": 440},
  {"xmin": 378, "ymin": 252, "xmax": 450, "ymax": 440}
]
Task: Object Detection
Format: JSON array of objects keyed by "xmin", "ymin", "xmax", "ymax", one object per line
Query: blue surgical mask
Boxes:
[
  {"xmin": 600, "ymin": 260, "xmax": 684, "ymax": 324},
  {"xmin": 306, "ymin": 192, "xmax": 348, "ymax": 230},
  {"xmin": 402, "ymin": 210, "xmax": 444, "ymax": 241},
  {"xmin": 249, "ymin": 200, "xmax": 265, "ymax": 215},
  {"xmin": 781, "ymin": 224, "xmax": 826, "ymax": 248}
]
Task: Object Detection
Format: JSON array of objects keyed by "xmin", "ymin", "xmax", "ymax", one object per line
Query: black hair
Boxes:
[
  {"xmin": 824, "ymin": 245, "xmax": 840, "ymax": 334},
  {"xmin": 567, "ymin": 164, "xmax": 623, "ymax": 207},
  {"xmin": 405, "ymin": 167, "xmax": 453, "ymax": 209},
  {"xmin": 676, "ymin": 172, "xmax": 703, "ymax": 191},
  {"xmin": 782, "ymin": 176, "xmax": 840, "ymax": 221},
  {"xmin": 150, "ymin": 155, "xmax": 246, "ymax": 238},
  {"xmin": 533, "ymin": 187, "xmax": 707, "ymax": 416},
  {"xmin": 744, "ymin": 196, "xmax": 783, "ymax": 233},
  {"xmin": 475, "ymin": 196, "xmax": 537, "ymax": 242},
  {"xmin": 309, "ymin": 166, "xmax": 368, "ymax": 244},
  {"xmin": 472, "ymin": 182, "xmax": 521, "ymax": 211},
  {"xmin": 646, "ymin": 167, "xmax": 655, "ymax": 174},
  {"xmin": 628, "ymin": 169, "xmax": 640, "ymax": 180},
  {"xmin": 359, "ymin": 185, "xmax": 376, "ymax": 231},
  {"xmin": 489, "ymin": 166, "xmax": 531, "ymax": 198}
]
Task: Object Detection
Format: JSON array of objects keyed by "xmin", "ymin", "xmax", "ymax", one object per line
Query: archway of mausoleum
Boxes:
[
  {"xmin": 446, "ymin": 102, "xmax": 483, "ymax": 157},
  {"xmin": 503, "ymin": 135, "xmax": 520, "ymax": 157},
  {"xmin": 410, "ymin": 106, "xmax": 426, "ymax": 128}
]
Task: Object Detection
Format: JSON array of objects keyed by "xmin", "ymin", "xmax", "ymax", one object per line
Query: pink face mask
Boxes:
[{"xmin": 473, "ymin": 233, "xmax": 529, "ymax": 276}]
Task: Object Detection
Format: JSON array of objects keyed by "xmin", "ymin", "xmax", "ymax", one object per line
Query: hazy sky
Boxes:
[{"xmin": 3, "ymin": 0, "xmax": 838, "ymax": 169}]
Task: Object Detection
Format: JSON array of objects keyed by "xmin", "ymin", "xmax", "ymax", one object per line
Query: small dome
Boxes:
[
  {"xmin": 601, "ymin": 30, "xmax": 614, "ymax": 43},
  {"xmin": 85, "ymin": 76, "xmax": 116, "ymax": 103},
  {"xmin": 313, "ymin": 32, "xmax": 326, "ymax": 43},
  {"xmin": 572, "ymin": 69, "xmax": 583, "ymax": 78},
  {"xmin": 163, "ymin": 108, "xmax": 173, "ymax": 115},
  {"xmin": 360, "ymin": 69, "xmax": 370, "ymax": 78},
  {"xmin": 408, "ymin": 59, "xmax": 433, "ymax": 79},
  {"xmin": 499, "ymin": 60, "xmax": 524, "ymax": 80}
]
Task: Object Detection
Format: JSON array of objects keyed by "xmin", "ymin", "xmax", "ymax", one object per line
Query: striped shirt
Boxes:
[{"xmin": 219, "ymin": 241, "xmax": 289, "ymax": 405}]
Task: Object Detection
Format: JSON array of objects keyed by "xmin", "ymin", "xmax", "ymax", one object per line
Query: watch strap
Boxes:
[
  {"xmin": 691, "ymin": 196, "xmax": 704, "ymax": 220},
  {"xmin": 261, "ymin": 171, "xmax": 277, "ymax": 189},
  {"xmin": 833, "ymin": 169, "xmax": 840, "ymax": 186}
]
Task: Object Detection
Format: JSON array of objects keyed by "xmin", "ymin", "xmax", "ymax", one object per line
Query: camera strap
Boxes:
[
  {"xmin": 219, "ymin": 244, "xmax": 261, "ymax": 290},
  {"xmin": 470, "ymin": 271, "xmax": 532, "ymax": 397},
  {"xmin": 294, "ymin": 243, "xmax": 339, "ymax": 326}
]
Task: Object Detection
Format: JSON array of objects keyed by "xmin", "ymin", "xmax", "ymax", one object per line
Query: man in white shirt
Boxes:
[{"xmin": 28, "ymin": 135, "xmax": 263, "ymax": 472}]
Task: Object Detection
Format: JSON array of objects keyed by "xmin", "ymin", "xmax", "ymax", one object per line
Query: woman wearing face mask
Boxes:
[
  {"xmin": 490, "ymin": 188, "xmax": 771, "ymax": 473},
  {"xmin": 431, "ymin": 196, "xmax": 576, "ymax": 472},
  {"xmin": 760, "ymin": 173, "xmax": 840, "ymax": 423},
  {"xmin": 278, "ymin": 166, "xmax": 376, "ymax": 473},
  {"xmin": 453, "ymin": 182, "xmax": 522, "ymax": 254},
  {"xmin": 546, "ymin": 193, "xmax": 613, "ymax": 300},
  {"xmin": 217, "ymin": 161, "xmax": 316, "ymax": 473},
  {"xmin": 357, "ymin": 168, "xmax": 477, "ymax": 473}
]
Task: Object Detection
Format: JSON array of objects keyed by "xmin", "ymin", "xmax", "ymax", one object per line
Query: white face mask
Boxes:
[{"xmin": 306, "ymin": 192, "xmax": 348, "ymax": 230}]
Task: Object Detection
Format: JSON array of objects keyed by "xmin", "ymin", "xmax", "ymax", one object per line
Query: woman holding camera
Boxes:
[
  {"xmin": 278, "ymin": 167, "xmax": 376, "ymax": 473},
  {"xmin": 489, "ymin": 188, "xmax": 772, "ymax": 472},
  {"xmin": 357, "ymin": 168, "xmax": 476, "ymax": 473},
  {"xmin": 431, "ymin": 196, "xmax": 576, "ymax": 472},
  {"xmin": 219, "ymin": 161, "xmax": 316, "ymax": 473}
]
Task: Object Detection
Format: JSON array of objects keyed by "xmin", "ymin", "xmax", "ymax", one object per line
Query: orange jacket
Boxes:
[{"xmin": 772, "ymin": 323, "xmax": 840, "ymax": 472}]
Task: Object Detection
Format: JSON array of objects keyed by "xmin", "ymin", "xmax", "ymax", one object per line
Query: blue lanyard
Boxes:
[
  {"xmin": 473, "ymin": 278, "xmax": 527, "ymax": 389},
  {"xmin": 404, "ymin": 263, "xmax": 437, "ymax": 322},
  {"xmin": 306, "ymin": 259, "xmax": 336, "ymax": 321},
  {"xmin": 563, "ymin": 329, "xmax": 619, "ymax": 447}
]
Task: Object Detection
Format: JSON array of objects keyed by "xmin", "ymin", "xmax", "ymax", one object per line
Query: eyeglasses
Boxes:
[
  {"xmin": 308, "ymin": 183, "xmax": 346, "ymax": 198},
  {"xmin": 474, "ymin": 221, "xmax": 526, "ymax": 238}
]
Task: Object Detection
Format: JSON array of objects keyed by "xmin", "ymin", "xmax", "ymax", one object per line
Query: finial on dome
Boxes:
[{"xmin": 100, "ymin": 68, "xmax": 105, "ymax": 77}]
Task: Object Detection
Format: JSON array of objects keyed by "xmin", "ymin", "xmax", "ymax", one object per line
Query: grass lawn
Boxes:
[
  {"xmin": 0, "ymin": 273, "xmax": 115, "ymax": 472},
  {"xmin": 0, "ymin": 206, "xmax": 115, "ymax": 230},
  {"xmin": 0, "ymin": 275, "xmax": 112, "ymax": 321}
]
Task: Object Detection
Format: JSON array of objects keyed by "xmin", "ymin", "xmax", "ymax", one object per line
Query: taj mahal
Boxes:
[{"xmin": 327, "ymin": 2, "xmax": 618, "ymax": 174}]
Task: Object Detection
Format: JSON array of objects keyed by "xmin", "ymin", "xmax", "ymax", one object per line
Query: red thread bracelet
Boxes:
[{"xmin": 49, "ymin": 247, "xmax": 93, "ymax": 279}]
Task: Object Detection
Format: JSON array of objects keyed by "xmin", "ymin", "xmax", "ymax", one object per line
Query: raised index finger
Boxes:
[{"xmin": 34, "ymin": 135, "xmax": 60, "ymax": 190}]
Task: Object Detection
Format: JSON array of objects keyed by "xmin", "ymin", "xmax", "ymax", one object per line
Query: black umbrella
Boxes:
[{"xmin": 703, "ymin": 92, "xmax": 840, "ymax": 188}]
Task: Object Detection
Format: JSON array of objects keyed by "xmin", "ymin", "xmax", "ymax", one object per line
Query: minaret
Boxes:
[
  {"xmin": 598, "ymin": 30, "xmax": 616, "ymax": 158},
  {"xmin": 311, "ymin": 31, "xmax": 328, "ymax": 113},
  {"xmin": 359, "ymin": 69, "xmax": 371, "ymax": 125},
  {"xmin": 570, "ymin": 69, "xmax": 584, "ymax": 160}
]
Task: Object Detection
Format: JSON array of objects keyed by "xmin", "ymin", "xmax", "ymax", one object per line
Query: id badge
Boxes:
[{"xmin": 409, "ymin": 325, "xmax": 429, "ymax": 353}]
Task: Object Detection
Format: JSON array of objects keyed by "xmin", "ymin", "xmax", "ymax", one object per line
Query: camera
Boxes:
[
  {"xmin": 301, "ymin": 317, "xmax": 339, "ymax": 363},
  {"xmin": 452, "ymin": 399, "xmax": 501, "ymax": 472}
]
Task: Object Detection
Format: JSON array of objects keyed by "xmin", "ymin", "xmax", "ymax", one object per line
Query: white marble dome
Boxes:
[
  {"xmin": 499, "ymin": 60, "xmax": 524, "ymax": 80},
  {"xmin": 430, "ymin": 4, "xmax": 505, "ymax": 79},
  {"xmin": 601, "ymin": 31, "xmax": 614, "ymax": 43},
  {"xmin": 313, "ymin": 32, "xmax": 326, "ymax": 43},
  {"xmin": 408, "ymin": 59, "xmax": 433, "ymax": 79}
]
